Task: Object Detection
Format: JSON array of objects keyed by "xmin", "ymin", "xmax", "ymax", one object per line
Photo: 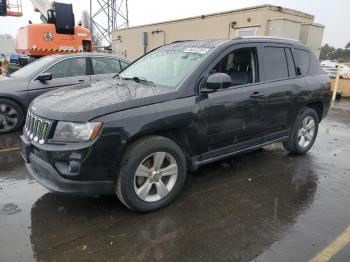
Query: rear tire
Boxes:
[
  {"xmin": 0, "ymin": 98, "xmax": 24, "ymax": 134},
  {"xmin": 116, "ymin": 136, "xmax": 187, "ymax": 212},
  {"xmin": 283, "ymin": 107, "xmax": 319, "ymax": 154}
]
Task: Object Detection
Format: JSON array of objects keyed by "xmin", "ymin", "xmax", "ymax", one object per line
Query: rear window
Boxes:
[
  {"xmin": 296, "ymin": 49, "xmax": 311, "ymax": 75},
  {"xmin": 263, "ymin": 47, "xmax": 289, "ymax": 81}
]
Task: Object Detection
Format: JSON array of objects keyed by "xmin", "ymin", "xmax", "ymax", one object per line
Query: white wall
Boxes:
[{"xmin": 0, "ymin": 38, "xmax": 15, "ymax": 55}]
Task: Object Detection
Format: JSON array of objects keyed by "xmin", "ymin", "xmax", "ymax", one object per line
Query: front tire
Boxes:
[
  {"xmin": 116, "ymin": 136, "xmax": 187, "ymax": 212},
  {"xmin": 0, "ymin": 98, "xmax": 24, "ymax": 134},
  {"xmin": 283, "ymin": 107, "xmax": 319, "ymax": 154}
]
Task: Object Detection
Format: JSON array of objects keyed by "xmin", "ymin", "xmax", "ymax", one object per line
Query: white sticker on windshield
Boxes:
[{"xmin": 184, "ymin": 47, "xmax": 210, "ymax": 54}]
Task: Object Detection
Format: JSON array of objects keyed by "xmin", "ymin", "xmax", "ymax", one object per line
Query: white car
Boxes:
[
  {"xmin": 321, "ymin": 61, "xmax": 350, "ymax": 79},
  {"xmin": 339, "ymin": 64, "xmax": 350, "ymax": 78},
  {"xmin": 322, "ymin": 66, "xmax": 337, "ymax": 78}
]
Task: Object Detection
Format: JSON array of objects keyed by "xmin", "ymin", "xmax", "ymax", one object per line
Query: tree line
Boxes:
[{"xmin": 320, "ymin": 43, "xmax": 350, "ymax": 63}]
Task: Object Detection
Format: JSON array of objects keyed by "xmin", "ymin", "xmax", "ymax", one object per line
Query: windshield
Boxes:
[
  {"xmin": 120, "ymin": 46, "xmax": 212, "ymax": 87},
  {"xmin": 10, "ymin": 56, "xmax": 56, "ymax": 78}
]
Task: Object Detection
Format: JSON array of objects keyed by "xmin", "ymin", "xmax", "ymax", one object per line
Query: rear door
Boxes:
[
  {"xmin": 27, "ymin": 57, "xmax": 90, "ymax": 101},
  {"xmin": 295, "ymin": 48, "xmax": 331, "ymax": 117},
  {"xmin": 258, "ymin": 44, "xmax": 305, "ymax": 141},
  {"xmin": 90, "ymin": 56, "xmax": 126, "ymax": 81}
]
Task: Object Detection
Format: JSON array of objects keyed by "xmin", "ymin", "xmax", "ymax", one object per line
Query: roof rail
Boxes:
[
  {"xmin": 171, "ymin": 40, "xmax": 194, "ymax": 44},
  {"xmin": 233, "ymin": 36, "xmax": 300, "ymax": 42}
]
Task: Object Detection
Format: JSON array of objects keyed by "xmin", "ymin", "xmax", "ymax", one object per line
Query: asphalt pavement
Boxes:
[{"xmin": 0, "ymin": 100, "xmax": 350, "ymax": 262}]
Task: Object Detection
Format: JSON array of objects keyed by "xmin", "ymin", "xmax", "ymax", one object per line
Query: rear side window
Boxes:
[
  {"xmin": 263, "ymin": 47, "xmax": 289, "ymax": 81},
  {"xmin": 92, "ymin": 57, "xmax": 122, "ymax": 75},
  {"xmin": 296, "ymin": 49, "xmax": 311, "ymax": 75}
]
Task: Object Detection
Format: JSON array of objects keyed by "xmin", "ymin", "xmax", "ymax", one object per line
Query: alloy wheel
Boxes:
[
  {"xmin": 297, "ymin": 116, "xmax": 315, "ymax": 148},
  {"xmin": 133, "ymin": 152, "xmax": 178, "ymax": 202},
  {"xmin": 0, "ymin": 104, "xmax": 18, "ymax": 133}
]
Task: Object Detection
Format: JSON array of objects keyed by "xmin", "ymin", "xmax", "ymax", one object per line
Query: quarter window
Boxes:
[
  {"xmin": 296, "ymin": 49, "xmax": 311, "ymax": 75},
  {"xmin": 92, "ymin": 57, "xmax": 122, "ymax": 75},
  {"xmin": 210, "ymin": 48, "xmax": 258, "ymax": 86},
  {"xmin": 263, "ymin": 47, "xmax": 289, "ymax": 81},
  {"xmin": 308, "ymin": 53, "xmax": 323, "ymax": 75},
  {"xmin": 44, "ymin": 58, "xmax": 87, "ymax": 79}
]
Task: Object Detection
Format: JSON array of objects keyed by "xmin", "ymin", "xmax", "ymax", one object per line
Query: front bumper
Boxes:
[{"xmin": 20, "ymin": 135, "xmax": 114, "ymax": 195}]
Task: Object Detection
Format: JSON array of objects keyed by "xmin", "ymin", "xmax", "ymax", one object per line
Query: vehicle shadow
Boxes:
[
  {"xmin": 0, "ymin": 132, "xmax": 20, "ymax": 150},
  {"xmin": 30, "ymin": 148, "xmax": 318, "ymax": 262},
  {"xmin": 0, "ymin": 132, "xmax": 22, "ymax": 170}
]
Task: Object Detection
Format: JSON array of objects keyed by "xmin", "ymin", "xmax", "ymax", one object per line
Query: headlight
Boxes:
[{"xmin": 53, "ymin": 122, "xmax": 102, "ymax": 142}]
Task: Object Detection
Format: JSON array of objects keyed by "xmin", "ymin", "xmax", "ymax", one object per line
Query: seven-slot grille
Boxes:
[{"xmin": 24, "ymin": 111, "xmax": 52, "ymax": 144}]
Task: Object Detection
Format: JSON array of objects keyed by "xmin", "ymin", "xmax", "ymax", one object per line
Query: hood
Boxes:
[
  {"xmin": 31, "ymin": 79, "xmax": 176, "ymax": 122},
  {"xmin": 0, "ymin": 76, "xmax": 28, "ymax": 92},
  {"xmin": 0, "ymin": 75, "xmax": 8, "ymax": 80},
  {"xmin": 0, "ymin": 74, "xmax": 18, "ymax": 80}
]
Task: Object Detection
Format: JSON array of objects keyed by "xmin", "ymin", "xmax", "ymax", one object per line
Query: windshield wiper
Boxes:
[
  {"xmin": 124, "ymin": 76, "xmax": 154, "ymax": 86},
  {"xmin": 113, "ymin": 73, "xmax": 124, "ymax": 80}
]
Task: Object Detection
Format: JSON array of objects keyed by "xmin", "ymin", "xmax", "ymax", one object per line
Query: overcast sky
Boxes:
[{"xmin": 0, "ymin": 0, "xmax": 349, "ymax": 48}]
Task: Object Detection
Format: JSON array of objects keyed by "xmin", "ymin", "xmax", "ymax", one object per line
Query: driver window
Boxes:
[
  {"xmin": 210, "ymin": 48, "xmax": 258, "ymax": 86},
  {"xmin": 44, "ymin": 58, "xmax": 87, "ymax": 79}
]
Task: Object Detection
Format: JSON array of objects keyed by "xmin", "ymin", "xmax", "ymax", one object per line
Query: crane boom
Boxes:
[{"xmin": 30, "ymin": 0, "xmax": 53, "ymax": 22}]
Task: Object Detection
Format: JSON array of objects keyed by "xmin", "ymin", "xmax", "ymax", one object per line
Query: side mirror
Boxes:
[
  {"xmin": 296, "ymin": 66, "xmax": 303, "ymax": 76},
  {"xmin": 202, "ymin": 73, "xmax": 232, "ymax": 93},
  {"xmin": 36, "ymin": 73, "xmax": 52, "ymax": 82}
]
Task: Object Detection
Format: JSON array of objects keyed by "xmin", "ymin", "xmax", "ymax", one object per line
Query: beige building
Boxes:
[{"xmin": 112, "ymin": 5, "xmax": 324, "ymax": 61}]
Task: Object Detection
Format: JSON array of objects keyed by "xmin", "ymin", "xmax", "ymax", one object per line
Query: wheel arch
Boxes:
[
  {"xmin": 124, "ymin": 128, "xmax": 193, "ymax": 168},
  {"xmin": 305, "ymin": 100, "xmax": 324, "ymax": 121},
  {"xmin": 0, "ymin": 95, "xmax": 27, "ymax": 132},
  {"xmin": 0, "ymin": 95, "xmax": 27, "ymax": 115}
]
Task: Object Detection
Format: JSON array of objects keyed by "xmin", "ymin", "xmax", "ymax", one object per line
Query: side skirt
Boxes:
[{"xmin": 191, "ymin": 136, "xmax": 289, "ymax": 170}]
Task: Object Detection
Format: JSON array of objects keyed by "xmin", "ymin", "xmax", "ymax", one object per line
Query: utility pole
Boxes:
[
  {"xmin": 89, "ymin": 0, "xmax": 93, "ymax": 39},
  {"xmin": 89, "ymin": 0, "xmax": 129, "ymax": 46}
]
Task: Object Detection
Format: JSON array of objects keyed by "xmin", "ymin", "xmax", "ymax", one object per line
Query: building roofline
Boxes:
[
  {"xmin": 302, "ymin": 23, "xmax": 325, "ymax": 28},
  {"xmin": 167, "ymin": 37, "xmax": 305, "ymax": 48},
  {"xmin": 113, "ymin": 4, "xmax": 314, "ymax": 32}
]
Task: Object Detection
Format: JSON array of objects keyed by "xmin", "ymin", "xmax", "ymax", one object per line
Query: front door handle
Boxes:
[
  {"xmin": 78, "ymin": 79, "xmax": 85, "ymax": 83},
  {"xmin": 250, "ymin": 92, "xmax": 264, "ymax": 99}
]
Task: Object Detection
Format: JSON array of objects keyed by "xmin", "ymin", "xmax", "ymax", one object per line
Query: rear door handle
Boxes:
[
  {"xmin": 250, "ymin": 92, "xmax": 264, "ymax": 99},
  {"xmin": 78, "ymin": 79, "xmax": 85, "ymax": 83}
]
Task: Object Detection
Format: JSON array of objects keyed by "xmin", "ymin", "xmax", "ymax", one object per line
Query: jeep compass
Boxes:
[{"xmin": 20, "ymin": 38, "xmax": 331, "ymax": 212}]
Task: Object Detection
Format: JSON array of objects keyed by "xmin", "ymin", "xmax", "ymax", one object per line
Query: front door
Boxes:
[
  {"xmin": 199, "ymin": 45, "xmax": 263, "ymax": 159},
  {"xmin": 28, "ymin": 57, "xmax": 90, "ymax": 101}
]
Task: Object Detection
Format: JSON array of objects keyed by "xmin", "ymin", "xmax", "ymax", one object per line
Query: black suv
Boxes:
[{"xmin": 20, "ymin": 38, "xmax": 331, "ymax": 212}]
